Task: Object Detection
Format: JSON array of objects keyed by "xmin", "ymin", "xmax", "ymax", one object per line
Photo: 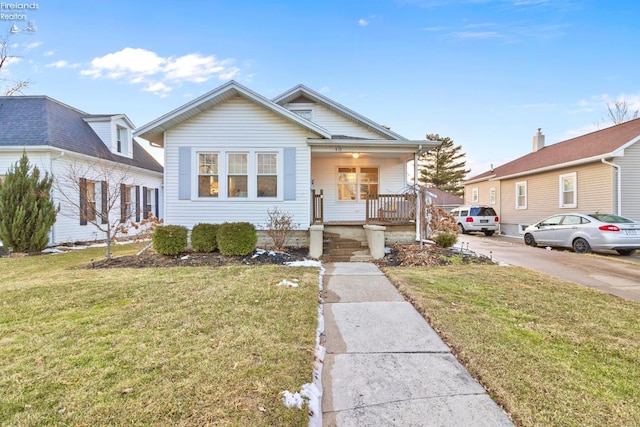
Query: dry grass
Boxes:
[
  {"xmin": 384, "ymin": 264, "xmax": 640, "ymax": 427},
  {"xmin": 0, "ymin": 243, "xmax": 319, "ymax": 426}
]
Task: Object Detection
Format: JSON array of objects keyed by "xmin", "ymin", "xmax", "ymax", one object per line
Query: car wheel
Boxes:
[
  {"xmin": 524, "ymin": 233, "xmax": 536, "ymax": 247},
  {"xmin": 458, "ymin": 224, "xmax": 466, "ymax": 234},
  {"xmin": 484, "ymin": 230, "xmax": 495, "ymax": 236},
  {"xmin": 616, "ymin": 249, "xmax": 636, "ymax": 256},
  {"xmin": 572, "ymin": 237, "xmax": 591, "ymax": 254}
]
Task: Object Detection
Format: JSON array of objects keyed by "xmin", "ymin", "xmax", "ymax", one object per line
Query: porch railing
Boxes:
[
  {"xmin": 312, "ymin": 189, "xmax": 324, "ymax": 224},
  {"xmin": 366, "ymin": 193, "xmax": 417, "ymax": 224}
]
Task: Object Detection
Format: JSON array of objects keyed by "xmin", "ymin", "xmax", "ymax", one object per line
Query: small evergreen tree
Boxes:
[
  {"xmin": 0, "ymin": 152, "xmax": 58, "ymax": 252},
  {"xmin": 418, "ymin": 134, "xmax": 470, "ymax": 197}
]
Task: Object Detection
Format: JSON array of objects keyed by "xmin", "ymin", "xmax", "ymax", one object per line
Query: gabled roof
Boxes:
[
  {"xmin": 427, "ymin": 187, "xmax": 464, "ymax": 207},
  {"xmin": 134, "ymin": 80, "xmax": 332, "ymax": 146},
  {"xmin": 272, "ymin": 84, "xmax": 408, "ymax": 141},
  {"xmin": 466, "ymin": 118, "xmax": 640, "ymax": 183},
  {"xmin": 0, "ymin": 96, "xmax": 163, "ymax": 173}
]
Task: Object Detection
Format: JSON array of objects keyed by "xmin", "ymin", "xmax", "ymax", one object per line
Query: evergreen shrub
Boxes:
[
  {"xmin": 217, "ymin": 222, "xmax": 257, "ymax": 256},
  {"xmin": 153, "ymin": 225, "xmax": 188, "ymax": 255},
  {"xmin": 433, "ymin": 232, "xmax": 458, "ymax": 248},
  {"xmin": 191, "ymin": 223, "xmax": 219, "ymax": 252}
]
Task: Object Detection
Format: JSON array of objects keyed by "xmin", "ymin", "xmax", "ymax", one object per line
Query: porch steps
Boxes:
[{"xmin": 322, "ymin": 232, "xmax": 372, "ymax": 262}]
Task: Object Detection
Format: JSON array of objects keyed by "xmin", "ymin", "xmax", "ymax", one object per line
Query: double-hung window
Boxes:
[
  {"xmin": 227, "ymin": 153, "xmax": 248, "ymax": 198},
  {"xmin": 257, "ymin": 153, "xmax": 277, "ymax": 198},
  {"xmin": 337, "ymin": 167, "xmax": 379, "ymax": 201},
  {"xmin": 471, "ymin": 188, "xmax": 479, "ymax": 203},
  {"xmin": 559, "ymin": 172, "xmax": 577, "ymax": 208},
  {"xmin": 198, "ymin": 153, "xmax": 219, "ymax": 197},
  {"xmin": 515, "ymin": 181, "xmax": 527, "ymax": 209},
  {"xmin": 489, "ymin": 187, "xmax": 496, "ymax": 205}
]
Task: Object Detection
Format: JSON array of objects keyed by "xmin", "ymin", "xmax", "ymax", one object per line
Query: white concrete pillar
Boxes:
[
  {"xmin": 309, "ymin": 224, "xmax": 324, "ymax": 259},
  {"xmin": 364, "ymin": 224, "xmax": 386, "ymax": 260}
]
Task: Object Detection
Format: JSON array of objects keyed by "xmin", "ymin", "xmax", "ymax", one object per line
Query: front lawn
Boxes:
[
  {"xmin": 0, "ymin": 244, "xmax": 319, "ymax": 426},
  {"xmin": 385, "ymin": 264, "xmax": 640, "ymax": 427}
]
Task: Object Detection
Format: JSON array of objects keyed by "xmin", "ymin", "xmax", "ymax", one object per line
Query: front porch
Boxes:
[{"xmin": 309, "ymin": 191, "xmax": 428, "ymax": 260}]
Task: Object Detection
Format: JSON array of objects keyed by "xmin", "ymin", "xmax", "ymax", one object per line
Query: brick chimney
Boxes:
[{"xmin": 532, "ymin": 128, "xmax": 545, "ymax": 152}]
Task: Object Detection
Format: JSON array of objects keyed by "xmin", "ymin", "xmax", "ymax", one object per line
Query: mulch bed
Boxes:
[{"xmin": 86, "ymin": 244, "xmax": 492, "ymax": 269}]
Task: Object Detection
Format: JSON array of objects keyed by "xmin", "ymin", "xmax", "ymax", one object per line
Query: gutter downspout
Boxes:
[
  {"xmin": 602, "ymin": 159, "xmax": 621, "ymax": 215},
  {"xmin": 49, "ymin": 151, "xmax": 65, "ymax": 246}
]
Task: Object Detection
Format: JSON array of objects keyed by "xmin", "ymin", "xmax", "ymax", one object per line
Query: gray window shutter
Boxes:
[
  {"xmin": 283, "ymin": 148, "xmax": 296, "ymax": 201},
  {"xmin": 120, "ymin": 183, "xmax": 127, "ymax": 222},
  {"xmin": 178, "ymin": 147, "xmax": 191, "ymax": 200}
]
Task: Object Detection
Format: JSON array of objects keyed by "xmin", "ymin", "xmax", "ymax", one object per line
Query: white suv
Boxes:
[{"xmin": 450, "ymin": 206, "xmax": 499, "ymax": 236}]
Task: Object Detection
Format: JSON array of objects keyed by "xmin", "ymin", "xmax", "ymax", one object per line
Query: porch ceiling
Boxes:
[{"xmin": 308, "ymin": 138, "xmax": 435, "ymax": 160}]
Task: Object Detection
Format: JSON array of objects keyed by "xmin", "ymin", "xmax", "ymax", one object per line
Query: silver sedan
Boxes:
[{"xmin": 523, "ymin": 213, "xmax": 640, "ymax": 255}]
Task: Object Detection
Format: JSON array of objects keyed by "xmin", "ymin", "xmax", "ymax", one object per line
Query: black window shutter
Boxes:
[
  {"xmin": 120, "ymin": 183, "xmax": 126, "ymax": 222},
  {"xmin": 101, "ymin": 181, "xmax": 108, "ymax": 224},
  {"xmin": 135, "ymin": 186, "xmax": 140, "ymax": 222},
  {"xmin": 142, "ymin": 186, "xmax": 148, "ymax": 219},
  {"xmin": 155, "ymin": 188, "xmax": 159, "ymax": 218},
  {"xmin": 79, "ymin": 178, "xmax": 87, "ymax": 225}
]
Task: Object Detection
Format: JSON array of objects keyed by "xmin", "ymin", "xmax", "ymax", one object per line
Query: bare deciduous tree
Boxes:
[
  {"xmin": 1, "ymin": 36, "xmax": 31, "ymax": 96},
  {"xmin": 606, "ymin": 99, "xmax": 639, "ymax": 125},
  {"xmin": 55, "ymin": 160, "xmax": 142, "ymax": 260}
]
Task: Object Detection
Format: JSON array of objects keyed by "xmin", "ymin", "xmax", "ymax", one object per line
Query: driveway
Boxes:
[{"xmin": 459, "ymin": 233, "xmax": 640, "ymax": 303}]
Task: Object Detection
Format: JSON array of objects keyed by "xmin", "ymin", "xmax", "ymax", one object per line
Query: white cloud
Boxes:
[
  {"xmin": 318, "ymin": 86, "xmax": 330, "ymax": 94},
  {"xmin": 43, "ymin": 50, "xmax": 55, "ymax": 56},
  {"xmin": 24, "ymin": 41, "xmax": 42, "ymax": 50},
  {"xmin": 358, "ymin": 18, "xmax": 369, "ymax": 26},
  {"xmin": 80, "ymin": 47, "xmax": 240, "ymax": 95},
  {"xmin": 46, "ymin": 60, "xmax": 81, "ymax": 69}
]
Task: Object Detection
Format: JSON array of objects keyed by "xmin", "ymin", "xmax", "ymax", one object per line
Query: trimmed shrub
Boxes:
[
  {"xmin": 217, "ymin": 222, "xmax": 257, "ymax": 256},
  {"xmin": 433, "ymin": 232, "xmax": 458, "ymax": 248},
  {"xmin": 152, "ymin": 225, "xmax": 188, "ymax": 255},
  {"xmin": 191, "ymin": 223, "xmax": 219, "ymax": 252}
]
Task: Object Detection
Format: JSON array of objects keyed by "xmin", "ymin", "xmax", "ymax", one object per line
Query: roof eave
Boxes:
[
  {"xmin": 134, "ymin": 81, "xmax": 332, "ymax": 146},
  {"xmin": 273, "ymin": 85, "xmax": 409, "ymax": 141}
]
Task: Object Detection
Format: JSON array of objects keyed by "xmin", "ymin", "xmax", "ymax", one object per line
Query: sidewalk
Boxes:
[{"xmin": 321, "ymin": 262, "xmax": 513, "ymax": 426}]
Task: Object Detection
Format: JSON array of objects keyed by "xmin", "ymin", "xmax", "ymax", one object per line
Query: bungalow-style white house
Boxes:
[
  {"xmin": 0, "ymin": 96, "xmax": 163, "ymax": 246},
  {"xmin": 135, "ymin": 81, "xmax": 437, "ymax": 258},
  {"xmin": 464, "ymin": 119, "xmax": 640, "ymax": 236}
]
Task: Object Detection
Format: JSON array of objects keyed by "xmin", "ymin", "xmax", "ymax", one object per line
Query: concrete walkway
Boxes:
[{"xmin": 321, "ymin": 262, "xmax": 513, "ymax": 426}]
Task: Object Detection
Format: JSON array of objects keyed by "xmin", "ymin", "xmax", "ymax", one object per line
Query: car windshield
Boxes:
[
  {"xmin": 587, "ymin": 214, "xmax": 634, "ymax": 223},
  {"xmin": 470, "ymin": 207, "xmax": 497, "ymax": 216}
]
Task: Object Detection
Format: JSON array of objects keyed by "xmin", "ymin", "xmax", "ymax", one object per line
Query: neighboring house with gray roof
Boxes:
[
  {"xmin": 464, "ymin": 119, "xmax": 640, "ymax": 236},
  {"xmin": 427, "ymin": 187, "xmax": 464, "ymax": 212},
  {"xmin": 0, "ymin": 96, "xmax": 163, "ymax": 246}
]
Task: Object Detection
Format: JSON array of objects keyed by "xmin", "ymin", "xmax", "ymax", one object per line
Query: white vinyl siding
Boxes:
[
  {"xmin": 163, "ymin": 96, "xmax": 314, "ymax": 228},
  {"xmin": 312, "ymin": 156, "xmax": 407, "ymax": 222},
  {"xmin": 559, "ymin": 172, "xmax": 577, "ymax": 208},
  {"xmin": 284, "ymin": 102, "xmax": 384, "ymax": 139}
]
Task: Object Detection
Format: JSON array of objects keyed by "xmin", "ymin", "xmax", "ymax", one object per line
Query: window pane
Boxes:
[
  {"xmin": 360, "ymin": 168, "xmax": 378, "ymax": 183},
  {"xmin": 257, "ymin": 175, "xmax": 277, "ymax": 197},
  {"xmin": 198, "ymin": 176, "xmax": 219, "ymax": 197},
  {"xmin": 87, "ymin": 182, "xmax": 96, "ymax": 220},
  {"xmin": 228, "ymin": 153, "xmax": 247, "ymax": 174},
  {"xmin": 199, "ymin": 153, "xmax": 218, "ymax": 174},
  {"xmin": 360, "ymin": 184, "xmax": 378, "ymax": 200},
  {"xmin": 228, "ymin": 176, "xmax": 248, "ymax": 197},
  {"xmin": 258, "ymin": 153, "xmax": 277, "ymax": 174},
  {"xmin": 338, "ymin": 168, "xmax": 357, "ymax": 183}
]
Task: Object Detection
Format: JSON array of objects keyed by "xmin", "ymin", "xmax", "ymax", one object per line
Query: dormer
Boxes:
[{"xmin": 83, "ymin": 114, "xmax": 135, "ymax": 159}]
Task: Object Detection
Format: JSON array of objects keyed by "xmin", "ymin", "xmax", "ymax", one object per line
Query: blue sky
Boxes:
[{"xmin": 2, "ymin": 0, "xmax": 639, "ymax": 175}]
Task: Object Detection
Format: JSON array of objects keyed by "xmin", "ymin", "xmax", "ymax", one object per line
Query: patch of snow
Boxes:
[
  {"xmin": 282, "ymin": 390, "xmax": 305, "ymax": 409},
  {"xmin": 285, "ymin": 259, "xmax": 322, "ymax": 267},
  {"xmin": 546, "ymin": 246, "xmax": 552, "ymax": 251},
  {"xmin": 276, "ymin": 279, "xmax": 299, "ymax": 288},
  {"xmin": 181, "ymin": 254, "xmax": 190, "ymax": 260},
  {"xmin": 384, "ymin": 246, "xmax": 392, "ymax": 254},
  {"xmin": 41, "ymin": 248, "xmax": 65, "ymax": 254}
]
